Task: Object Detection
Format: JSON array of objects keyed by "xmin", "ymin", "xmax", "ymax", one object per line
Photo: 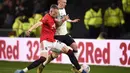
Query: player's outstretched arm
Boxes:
[
  {"xmin": 67, "ymin": 18, "xmax": 80, "ymax": 23},
  {"xmin": 26, "ymin": 21, "xmax": 42, "ymax": 36},
  {"xmin": 28, "ymin": 21, "xmax": 42, "ymax": 31},
  {"xmin": 65, "ymin": 14, "xmax": 80, "ymax": 23}
]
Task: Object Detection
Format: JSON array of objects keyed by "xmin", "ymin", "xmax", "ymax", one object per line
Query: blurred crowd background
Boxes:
[{"xmin": 0, "ymin": 0, "xmax": 130, "ymax": 39}]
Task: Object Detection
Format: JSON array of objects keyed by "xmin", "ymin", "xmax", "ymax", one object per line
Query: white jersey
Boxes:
[{"xmin": 55, "ymin": 8, "xmax": 68, "ymax": 35}]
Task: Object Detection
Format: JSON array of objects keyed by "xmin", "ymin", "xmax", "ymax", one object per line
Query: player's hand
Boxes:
[
  {"xmin": 62, "ymin": 15, "xmax": 69, "ymax": 21},
  {"xmin": 71, "ymin": 19, "xmax": 80, "ymax": 23},
  {"xmin": 25, "ymin": 31, "xmax": 31, "ymax": 36},
  {"xmin": 65, "ymin": 15, "xmax": 70, "ymax": 20}
]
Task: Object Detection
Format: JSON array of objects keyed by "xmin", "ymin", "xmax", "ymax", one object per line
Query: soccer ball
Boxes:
[{"xmin": 81, "ymin": 64, "xmax": 90, "ymax": 73}]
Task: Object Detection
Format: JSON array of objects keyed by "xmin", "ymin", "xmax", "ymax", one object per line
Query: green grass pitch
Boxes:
[{"xmin": 0, "ymin": 61, "xmax": 130, "ymax": 73}]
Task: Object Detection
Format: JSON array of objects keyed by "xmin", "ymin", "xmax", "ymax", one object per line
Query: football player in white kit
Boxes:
[
  {"xmin": 55, "ymin": 0, "xmax": 80, "ymax": 59},
  {"xmin": 55, "ymin": 0, "xmax": 80, "ymax": 61},
  {"xmin": 37, "ymin": 0, "xmax": 80, "ymax": 73}
]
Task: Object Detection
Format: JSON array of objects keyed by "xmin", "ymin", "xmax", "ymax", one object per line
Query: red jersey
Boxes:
[{"xmin": 40, "ymin": 13, "xmax": 56, "ymax": 42}]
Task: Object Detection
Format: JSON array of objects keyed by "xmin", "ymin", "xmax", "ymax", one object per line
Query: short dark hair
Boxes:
[{"xmin": 50, "ymin": 4, "xmax": 58, "ymax": 9}]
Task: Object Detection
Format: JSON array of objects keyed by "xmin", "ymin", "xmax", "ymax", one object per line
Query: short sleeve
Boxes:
[{"xmin": 40, "ymin": 16, "xmax": 47, "ymax": 24}]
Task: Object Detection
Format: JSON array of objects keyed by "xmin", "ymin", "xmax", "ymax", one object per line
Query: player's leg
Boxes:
[
  {"xmin": 14, "ymin": 56, "xmax": 46, "ymax": 73},
  {"xmin": 64, "ymin": 35, "xmax": 86, "ymax": 73},
  {"xmin": 62, "ymin": 46, "xmax": 86, "ymax": 73},
  {"xmin": 70, "ymin": 42, "xmax": 79, "ymax": 61},
  {"xmin": 54, "ymin": 40, "xmax": 85, "ymax": 73},
  {"xmin": 37, "ymin": 41, "xmax": 80, "ymax": 70},
  {"xmin": 14, "ymin": 41, "xmax": 50, "ymax": 73},
  {"xmin": 69, "ymin": 41, "xmax": 79, "ymax": 69},
  {"xmin": 55, "ymin": 35, "xmax": 79, "ymax": 60},
  {"xmin": 37, "ymin": 39, "xmax": 61, "ymax": 73},
  {"xmin": 64, "ymin": 34, "xmax": 79, "ymax": 60},
  {"xmin": 37, "ymin": 52, "xmax": 58, "ymax": 73},
  {"xmin": 22, "ymin": 56, "xmax": 46, "ymax": 73}
]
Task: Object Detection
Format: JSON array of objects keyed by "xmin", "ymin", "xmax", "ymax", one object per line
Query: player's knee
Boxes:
[
  {"xmin": 70, "ymin": 42, "xmax": 78, "ymax": 51},
  {"xmin": 39, "ymin": 56, "xmax": 46, "ymax": 63},
  {"xmin": 52, "ymin": 53, "xmax": 58, "ymax": 58}
]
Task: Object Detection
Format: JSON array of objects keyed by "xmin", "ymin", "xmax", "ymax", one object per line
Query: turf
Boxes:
[{"xmin": 0, "ymin": 61, "xmax": 130, "ymax": 73}]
